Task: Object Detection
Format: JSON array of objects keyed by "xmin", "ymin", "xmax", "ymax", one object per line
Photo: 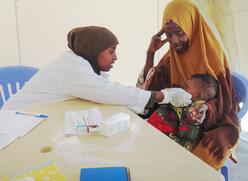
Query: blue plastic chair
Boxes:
[
  {"xmin": 221, "ymin": 72, "xmax": 248, "ymax": 181},
  {"xmin": 0, "ymin": 66, "xmax": 39, "ymax": 108},
  {"xmin": 232, "ymin": 72, "xmax": 248, "ymax": 119}
]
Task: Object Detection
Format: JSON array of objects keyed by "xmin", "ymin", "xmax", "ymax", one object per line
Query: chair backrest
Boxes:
[
  {"xmin": 221, "ymin": 72, "xmax": 248, "ymax": 181},
  {"xmin": 0, "ymin": 66, "xmax": 39, "ymax": 108},
  {"xmin": 232, "ymin": 72, "xmax": 248, "ymax": 119}
]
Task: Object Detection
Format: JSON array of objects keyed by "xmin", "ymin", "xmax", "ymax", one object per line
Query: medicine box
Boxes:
[{"xmin": 99, "ymin": 112, "xmax": 130, "ymax": 137}]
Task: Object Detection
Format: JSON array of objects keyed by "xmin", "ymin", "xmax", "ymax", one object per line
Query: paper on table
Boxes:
[
  {"xmin": 0, "ymin": 110, "xmax": 48, "ymax": 137},
  {"xmin": 0, "ymin": 109, "xmax": 48, "ymax": 150},
  {"xmin": 0, "ymin": 133, "xmax": 18, "ymax": 150},
  {"xmin": 64, "ymin": 107, "xmax": 102, "ymax": 135}
]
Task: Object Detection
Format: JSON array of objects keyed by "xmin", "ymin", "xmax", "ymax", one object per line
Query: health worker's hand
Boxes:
[{"xmin": 161, "ymin": 88, "xmax": 192, "ymax": 107}]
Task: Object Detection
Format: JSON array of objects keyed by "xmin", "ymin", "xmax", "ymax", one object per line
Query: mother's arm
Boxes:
[
  {"xmin": 137, "ymin": 28, "xmax": 169, "ymax": 90},
  {"xmin": 137, "ymin": 54, "xmax": 171, "ymax": 91},
  {"xmin": 201, "ymin": 99, "xmax": 218, "ymax": 130},
  {"xmin": 144, "ymin": 28, "xmax": 168, "ymax": 77}
]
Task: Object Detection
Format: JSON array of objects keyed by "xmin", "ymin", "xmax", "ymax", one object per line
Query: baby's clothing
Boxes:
[{"xmin": 148, "ymin": 100, "xmax": 205, "ymax": 150}]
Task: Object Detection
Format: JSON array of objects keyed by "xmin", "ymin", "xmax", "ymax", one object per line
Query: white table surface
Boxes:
[{"xmin": 0, "ymin": 99, "xmax": 223, "ymax": 181}]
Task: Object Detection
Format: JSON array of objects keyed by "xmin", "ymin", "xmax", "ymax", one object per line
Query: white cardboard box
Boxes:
[{"xmin": 99, "ymin": 112, "xmax": 130, "ymax": 137}]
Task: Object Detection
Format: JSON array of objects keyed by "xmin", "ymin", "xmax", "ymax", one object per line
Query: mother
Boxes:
[{"xmin": 137, "ymin": 0, "xmax": 240, "ymax": 170}]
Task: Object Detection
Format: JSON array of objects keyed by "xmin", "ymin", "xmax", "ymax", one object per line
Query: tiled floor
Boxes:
[
  {"xmin": 228, "ymin": 113, "xmax": 248, "ymax": 181},
  {"xmin": 229, "ymin": 137, "xmax": 248, "ymax": 181}
]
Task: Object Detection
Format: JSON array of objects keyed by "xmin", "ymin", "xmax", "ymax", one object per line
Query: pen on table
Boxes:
[{"xmin": 15, "ymin": 111, "xmax": 48, "ymax": 118}]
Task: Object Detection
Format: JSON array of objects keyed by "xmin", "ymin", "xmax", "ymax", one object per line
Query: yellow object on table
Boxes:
[{"xmin": 1, "ymin": 161, "xmax": 67, "ymax": 181}]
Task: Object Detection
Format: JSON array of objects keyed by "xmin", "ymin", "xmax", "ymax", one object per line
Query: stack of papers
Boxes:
[{"xmin": 0, "ymin": 109, "xmax": 48, "ymax": 150}]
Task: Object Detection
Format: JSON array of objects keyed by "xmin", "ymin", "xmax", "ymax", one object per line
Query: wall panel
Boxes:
[
  {"xmin": 0, "ymin": 0, "xmax": 19, "ymax": 66},
  {"xmin": 16, "ymin": 0, "xmax": 159, "ymax": 85}
]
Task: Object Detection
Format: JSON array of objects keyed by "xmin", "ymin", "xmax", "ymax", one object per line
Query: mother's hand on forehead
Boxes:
[{"xmin": 147, "ymin": 27, "xmax": 168, "ymax": 54}]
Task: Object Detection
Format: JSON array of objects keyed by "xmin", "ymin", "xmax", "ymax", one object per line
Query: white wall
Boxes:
[
  {"xmin": 6, "ymin": 0, "xmax": 248, "ymax": 85},
  {"xmin": 230, "ymin": 0, "xmax": 248, "ymax": 77},
  {"xmin": 0, "ymin": 0, "xmax": 172, "ymax": 86},
  {"xmin": 157, "ymin": 0, "xmax": 170, "ymax": 64},
  {"xmin": 0, "ymin": 0, "xmax": 20, "ymax": 65},
  {"xmin": 0, "ymin": 0, "xmax": 172, "ymax": 85}
]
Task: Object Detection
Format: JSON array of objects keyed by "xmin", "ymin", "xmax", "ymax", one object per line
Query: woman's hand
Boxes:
[
  {"xmin": 147, "ymin": 27, "xmax": 168, "ymax": 54},
  {"xmin": 143, "ymin": 27, "xmax": 168, "ymax": 78},
  {"xmin": 200, "ymin": 127, "xmax": 235, "ymax": 160}
]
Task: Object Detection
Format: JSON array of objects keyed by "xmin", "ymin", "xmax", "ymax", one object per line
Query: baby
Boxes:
[{"xmin": 148, "ymin": 74, "xmax": 218, "ymax": 150}]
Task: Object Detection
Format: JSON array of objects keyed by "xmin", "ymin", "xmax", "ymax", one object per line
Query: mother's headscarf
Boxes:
[
  {"xmin": 67, "ymin": 26, "xmax": 119, "ymax": 75},
  {"xmin": 162, "ymin": 0, "xmax": 226, "ymax": 87},
  {"xmin": 162, "ymin": 0, "xmax": 239, "ymax": 169}
]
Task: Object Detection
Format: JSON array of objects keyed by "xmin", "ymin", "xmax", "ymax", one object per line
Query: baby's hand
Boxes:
[{"xmin": 189, "ymin": 104, "xmax": 208, "ymax": 124}]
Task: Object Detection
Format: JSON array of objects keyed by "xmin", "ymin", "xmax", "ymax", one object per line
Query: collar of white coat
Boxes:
[
  {"xmin": 100, "ymin": 71, "xmax": 109, "ymax": 78},
  {"xmin": 67, "ymin": 50, "xmax": 109, "ymax": 79}
]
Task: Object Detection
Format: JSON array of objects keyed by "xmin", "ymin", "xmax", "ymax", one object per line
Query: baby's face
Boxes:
[
  {"xmin": 185, "ymin": 79, "xmax": 201, "ymax": 100},
  {"xmin": 185, "ymin": 79, "xmax": 213, "ymax": 101}
]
